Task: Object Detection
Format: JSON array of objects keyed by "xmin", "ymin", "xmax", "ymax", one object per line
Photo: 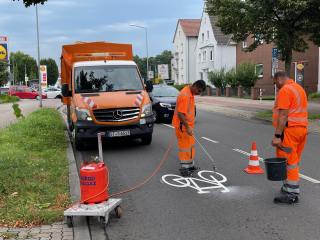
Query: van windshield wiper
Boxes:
[{"xmin": 111, "ymin": 89, "xmax": 140, "ymax": 92}]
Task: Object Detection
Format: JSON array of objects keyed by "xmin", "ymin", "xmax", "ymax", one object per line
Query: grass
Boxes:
[
  {"xmin": 0, "ymin": 108, "xmax": 70, "ymax": 227},
  {"xmin": 255, "ymin": 110, "xmax": 320, "ymax": 121},
  {"xmin": 309, "ymin": 92, "xmax": 320, "ymax": 102},
  {"xmin": 0, "ymin": 95, "xmax": 19, "ymax": 104}
]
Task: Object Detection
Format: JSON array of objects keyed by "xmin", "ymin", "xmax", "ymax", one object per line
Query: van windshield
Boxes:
[{"xmin": 74, "ymin": 65, "xmax": 144, "ymax": 93}]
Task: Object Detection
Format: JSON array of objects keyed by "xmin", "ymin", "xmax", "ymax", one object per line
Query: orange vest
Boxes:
[
  {"xmin": 273, "ymin": 79, "xmax": 308, "ymax": 127},
  {"xmin": 172, "ymin": 86, "xmax": 195, "ymax": 128}
]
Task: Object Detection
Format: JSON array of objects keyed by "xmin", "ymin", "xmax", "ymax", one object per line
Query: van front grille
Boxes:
[{"xmin": 93, "ymin": 108, "xmax": 140, "ymax": 122}]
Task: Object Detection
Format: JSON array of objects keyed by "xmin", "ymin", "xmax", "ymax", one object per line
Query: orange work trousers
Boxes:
[
  {"xmin": 175, "ymin": 127, "xmax": 195, "ymax": 165},
  {"xmin": 276, "ymin": 126, "xmax": 307, "ymax": 195}
]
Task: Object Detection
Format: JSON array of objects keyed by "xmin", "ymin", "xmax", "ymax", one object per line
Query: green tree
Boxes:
[
  {"xmin": 10, "ymin": 52, "xmax": 38, "ymax": 85},
  {"xmin": 236, "ymin": 63, "xmax": 259, "ymax": 88},
  {"xmin": 206, "ymin": 0, "xmax": 320, "ymax": 74},
  {"xmin": 40, "ymin": 58, "xmax": 59, "ymax": 86},
  {"xmin": 13, "ymin": 0, "xmax": 47, "ymax": 7},
  {"xmin": 0, "ymin": 62, "xmax": 9, "ymax": 86}
]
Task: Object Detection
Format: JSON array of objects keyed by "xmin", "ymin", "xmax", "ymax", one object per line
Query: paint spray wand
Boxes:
[{"xmin": 194, "ymin": 135, "xmax": 217, "ymax": 171}]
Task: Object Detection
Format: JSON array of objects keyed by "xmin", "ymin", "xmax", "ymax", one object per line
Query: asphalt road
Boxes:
[{"xmin": 76, "ymin": 109, "xmax": 320, "ymax": 240}]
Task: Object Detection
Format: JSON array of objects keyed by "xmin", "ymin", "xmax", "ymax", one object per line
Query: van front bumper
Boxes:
[{"xmin": 74, "ymin": 116, "xmax": 154, "ymax": 139}]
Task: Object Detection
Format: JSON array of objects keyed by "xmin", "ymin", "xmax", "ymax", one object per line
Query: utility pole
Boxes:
[
  {"xmin": 36, "ymin": 4, "xmax": 42, "ymax": 107},
  {"xmin": 129, "ymin": 24, "xmax": 149, "ymax": 82}
]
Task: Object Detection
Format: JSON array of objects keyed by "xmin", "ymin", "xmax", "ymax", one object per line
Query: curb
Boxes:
[{"xmin": 59, "ymin": 108, "xmax": 91, "ymax": 240}]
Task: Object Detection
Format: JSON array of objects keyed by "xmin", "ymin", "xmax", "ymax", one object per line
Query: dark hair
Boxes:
[
  {"xmin": 192, "ymin": 80, "xmax": 206, "ymax": 92},
  {"xmin": 274, "ymin": 71, "xmax": 288, "ymax": 79}
]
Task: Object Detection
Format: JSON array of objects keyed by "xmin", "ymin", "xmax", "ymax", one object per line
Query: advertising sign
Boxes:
[
  {"xmin": 148, "ymin": 71, "xmax": 154, "ymax": 79},
  {"xmin": 40, "ymin": 65, "xmax": 47, "ymax": 89},
  {"xmin": 0, "ymin": 36, "xmax": 9, "ymax": 62},
  {"xmin": 157, "ymin": 64, "xmax": 169, "ymax": 80}
]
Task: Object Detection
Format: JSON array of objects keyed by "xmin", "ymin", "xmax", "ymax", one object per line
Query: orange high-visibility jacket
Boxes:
[
  {"xmin": 273, "ymin": 79, "xmax": 308, "ymax": 127},
  {"xmin": 172, "ymin": 86, "xmax": 195, "ymax": 129}
]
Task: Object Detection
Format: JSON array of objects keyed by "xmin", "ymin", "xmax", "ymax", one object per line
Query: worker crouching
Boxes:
[
  {"xmin": 272, "ymin": 71, "xmax": 308, "ymax": 204},
  {"xmin": 172, "ymin": 80, "xmax": 206, "ymax": 177}
]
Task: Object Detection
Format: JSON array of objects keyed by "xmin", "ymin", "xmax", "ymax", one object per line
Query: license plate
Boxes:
[{"xmin": 108, "ymin": 130, "xmax": 130, "ymax": 137}]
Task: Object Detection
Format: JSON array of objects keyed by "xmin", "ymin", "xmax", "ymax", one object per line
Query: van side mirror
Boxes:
[
  {"xmin": 61, "ymin": 84, "xmax": 71, "ymax": 97},
  {"xmin": 145, "ymin": 81, "xmax": 153, "ymax": 93}
]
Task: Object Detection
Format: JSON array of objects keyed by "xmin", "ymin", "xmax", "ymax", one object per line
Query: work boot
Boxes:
[
  {"xmin": 179, "ymin": 168, "xmax": 193, "ymax": 177},
  {"xmin": 274, "ymin": 194, "xmax": 299, "ymax": 204},
  {"xmin": 188, "ymin": 166, "xmax": 200, "ymax": 172}
]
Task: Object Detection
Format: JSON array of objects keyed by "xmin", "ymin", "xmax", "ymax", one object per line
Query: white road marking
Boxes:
[
  {"xmin": 161, "ymin": 170, "xmax": 230, "ymax": 194},
  {"xmin": 233, "ymin": 148, "xmax": 320, "ymax": 184},
  {"xmin": 162, "ymin": 124, "xmax": 175, "ymax": 129},
  {"xmin": 201, "ymin": 137, "xmax": 219, "ymax": 144},
  {"xmin": 299, "ymin": 174, "xmax": 320, "ymax": 184}
]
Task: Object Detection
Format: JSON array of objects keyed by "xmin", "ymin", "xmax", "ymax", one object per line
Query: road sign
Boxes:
[
  {"xmin": 158, "ymin": 64, "xmax": 169, "ymax": 80},
  {"xmin": 40, "ymin": 65, "xmax": 47, "ymax": 89},
  {"xmin": 272, "ymin": 48, "xmax": 278, "ymax": 77}
]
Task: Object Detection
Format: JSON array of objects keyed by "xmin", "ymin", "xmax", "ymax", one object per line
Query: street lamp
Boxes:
[
  {"xmin": 129, "ymin": 24, "xmax": 149, "ymax": 81},
  {"xmin": 35, "ymin": 4, "xmax": 42, "ymax": 107}
]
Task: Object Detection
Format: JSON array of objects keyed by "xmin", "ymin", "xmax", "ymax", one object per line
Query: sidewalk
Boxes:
[
  {"xmin": 0, "ymin": 99, "xmax": 62, "ymax": 128},
  {"xmin": 196, "ymin": 96, "xmax": 320, "ymax": 134},
  {"xmin": 196, "ymin": 96, "xmax": 320, "ymax": 114}
]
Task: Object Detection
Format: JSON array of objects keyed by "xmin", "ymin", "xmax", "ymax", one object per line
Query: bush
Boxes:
[
  {"xmin": 309, "ymin": 92, "xmax": 320, "ymax": 100},
  {"xmin": 0, "ymin": 95, "xmax": 19, "ymax": 104},
  {"xmin": 236, "ymin": 63, "xmax": 259, "ymax": 88},
  {"xmin": 208, "ymin": 68, "xmax": 227, "ymax": 89},
  {"xmin": 225, "ymin": 68, "xmax": 238, "ymax": 88}
]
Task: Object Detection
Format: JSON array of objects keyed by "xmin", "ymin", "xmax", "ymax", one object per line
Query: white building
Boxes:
[
  {"xmin": 195, "ymin": 11, "xmax": 237, "ymax": 85},
  {"xmin": 171, "ymin": 19, "xmax": 201, "ymax": 84}
]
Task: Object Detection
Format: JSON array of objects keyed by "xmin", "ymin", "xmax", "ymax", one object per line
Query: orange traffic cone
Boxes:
[{"xmin": 244, "ymin": 142, "xmax": 264, "ymax": 174}]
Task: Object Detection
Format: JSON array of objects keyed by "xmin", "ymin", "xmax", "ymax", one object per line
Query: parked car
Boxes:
[
  {"xmin": 150, "ymin": 85, "xmax": 179, "ymax": 122},
  {"xmin": 9, "ymin": 86, "xmax": 47, "ymax": 99},
  {"xmin": 43, "ymin": 87, "xmax": 62, "ymax": 99}
]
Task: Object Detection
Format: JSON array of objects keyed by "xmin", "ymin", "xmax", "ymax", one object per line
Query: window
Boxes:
[
  {"xmin": 199, "ymin": 53, "xmax": 201, "ymax": 62},
  {"xmin": 210, "ymin": 50, "xmax": 213, "ymax": 61},
  {"xmin": 74, "ymin": 65, "xmax": 143, "ymax": 93},
  {"xmin": 202, "ymin": 33, "xmax": 205, "ymax": 43},
  {"xmin": 207, "ymin": 31, "xmax": 210, "ymax": 40},
  {"xmin": 203, "ymin": 51, "xmax": 207, "ymax": 61},
  {"xmin": 243, "ymin": 40, "xmax": 248, "ymax": 49},
  {"xmin": 179, "ymin": 31, "xmax": 181, "ymax": 37},
  {"xmin": 255, "ymin": 64, "xmax": 264, "ymax": 78}
]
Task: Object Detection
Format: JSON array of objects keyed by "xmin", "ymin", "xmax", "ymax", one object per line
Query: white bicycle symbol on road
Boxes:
[{"xmin": 161, "ymin": 170, "xmax": 230, "ymax": 194}]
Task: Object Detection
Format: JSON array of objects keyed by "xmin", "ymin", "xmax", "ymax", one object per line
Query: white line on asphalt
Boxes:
[
  {"xmin": 299, "ymin": 174, "xmax": 320, "ymax": 184},
  {"xmin": 162, "ymin": 124, "xmax": 175, "ymax": 129},
  {"xmin": 201, "ymin": 137, "xmax": 219, "ymax": 144},
  {"xmin": 232, "ymin": 148, "xmax": 320, "ymax": 184}
]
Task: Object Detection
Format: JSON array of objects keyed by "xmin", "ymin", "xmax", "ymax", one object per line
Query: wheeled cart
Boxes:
[
  {"xmin": 64, "ymin": 198, "xmax": 122, "ymax": 230},
  {"xmin": 64, "ymin": 132, "xmax": 123, "ymax": 230}
]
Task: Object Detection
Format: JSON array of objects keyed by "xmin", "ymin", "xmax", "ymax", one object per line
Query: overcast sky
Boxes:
[{"xmin": 1, "ymin": 0, "xmax": 203, "ymax": 66}]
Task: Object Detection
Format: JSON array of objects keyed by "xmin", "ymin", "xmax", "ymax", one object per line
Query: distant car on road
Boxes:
[
  {"xmin": 150, "ymin": 85, "xmax": 179, "ymax": 122},
  {"xmin": 9, "ymin": 86, "xmax": 47, "ymax": 99},
  {"xmin": 43, "ymin": 87, "xmax": 62, "ymax": 99}
]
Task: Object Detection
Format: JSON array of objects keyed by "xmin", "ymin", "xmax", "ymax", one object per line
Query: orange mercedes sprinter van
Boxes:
[{"xmin": 61, "ymin": 42, "xmax": 154, "ymax": 150}]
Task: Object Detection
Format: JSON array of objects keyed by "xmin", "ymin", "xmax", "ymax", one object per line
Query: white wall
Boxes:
[
  {"xmin": 215, "ymin": 45, "xmax": 237, "ymax": 71},
  {"xmin": 195, "ymin": 11, "xmax": 236, "ymax": 87}
]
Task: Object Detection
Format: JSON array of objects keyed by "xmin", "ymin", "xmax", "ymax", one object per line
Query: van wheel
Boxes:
[
  {"xmin": 141, "ymin": 134, "xmax": 152, "ymax": 145},
  {"xmin": 72, "ymin": 129, "xmax": 83, "ymax": 150}
]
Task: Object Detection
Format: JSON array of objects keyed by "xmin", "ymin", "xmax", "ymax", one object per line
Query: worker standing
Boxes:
[
  {"xmin": 172, "ymin": 80, "xmax": 206, "ymax": 177},
  {"xmin": 272, "ymin": 71, "xmax": 308, "ymax": 204}
]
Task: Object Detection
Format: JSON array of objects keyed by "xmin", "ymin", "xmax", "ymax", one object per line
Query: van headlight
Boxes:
[
  {"xmin": 159, "ymin": 103, "xmax": 171, "ymax": 108},
  {"xmin": 141, "ymin": 103, "xmax": 152, "ymax": 118},
  {"xmin": 76, "ymin": 107, "xmax": 92, "ymax": 121}
]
